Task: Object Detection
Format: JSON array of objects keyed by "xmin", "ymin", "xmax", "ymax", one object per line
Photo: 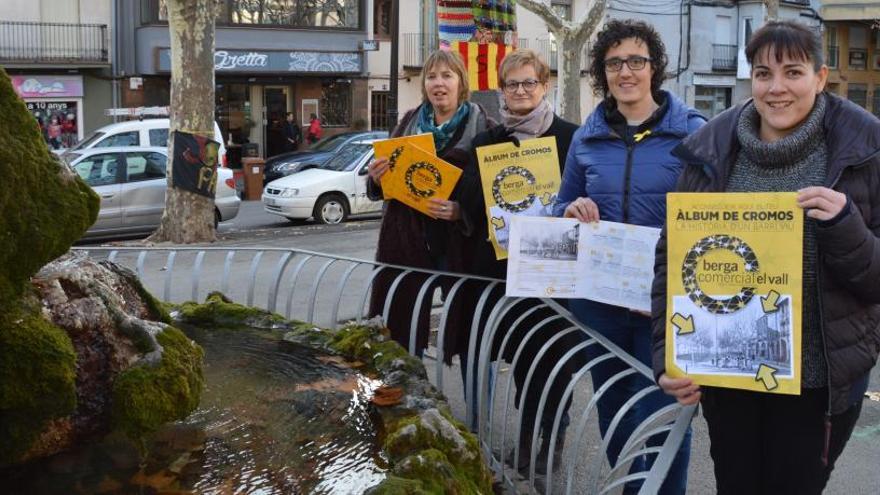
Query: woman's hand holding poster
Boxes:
[
  {"xmin": 476, "ymin": 136, "xmax": 561, "ymax": 259},
  {"xmin": 665, "ymin": 192, "xmax": 803, "ymax": 394},
  {"xmin": 372, "ymin": 134, "xmax": 461, "ymax": 216}
]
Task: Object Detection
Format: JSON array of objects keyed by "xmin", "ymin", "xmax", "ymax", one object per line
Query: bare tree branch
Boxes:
[{"xmin": 516, "ymin": 0, "xmax": 606, "ymax": 123}]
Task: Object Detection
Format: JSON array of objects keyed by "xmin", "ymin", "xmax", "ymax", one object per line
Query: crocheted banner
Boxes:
[{"xmin": 452, "ymin": 41, "xmax": 513, "ymax": 91}]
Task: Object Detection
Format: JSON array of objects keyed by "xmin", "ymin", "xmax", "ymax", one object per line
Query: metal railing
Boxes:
[
  {"xmin": 0, "ymin": 21, "xmax": 108, "ymax": 63},
  {"xmin": 72, "ymin": 246, "xmax": 694, "ymax": 494},
  {"xmin": 711, "ymin": 44, "xmax": 737, "ymax": 72},
  {"xmin": 402, "ymin": 32, "xmax": 439, "ymax": 68}
]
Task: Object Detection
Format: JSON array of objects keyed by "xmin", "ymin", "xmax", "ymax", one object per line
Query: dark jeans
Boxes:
[
  {"xmin": 701, "ymin": 386, "xmax": 862, "ymax": 495},
  {"xmin": 570, "ymin": 299, "xmax": 691, "ymax": 495}
]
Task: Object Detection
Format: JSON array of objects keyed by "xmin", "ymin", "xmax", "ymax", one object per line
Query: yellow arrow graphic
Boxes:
[
  {"xmin": 755, "ymin": 364, "xmax": 779, "ymax": 391},
  {"xmin": 490, "ymin": 217, "xmax": 506, "ymax": 230},
  {"xmin": 761, "ymin": 290, "xmax": 782, "ymax": 313},
  {"xmin": 540, "ymin": 192, "xmax": 554, "ymax": 206},
  {"xmin": 671, "ymin": 313, "xmax": 695, "ymax": 335}
]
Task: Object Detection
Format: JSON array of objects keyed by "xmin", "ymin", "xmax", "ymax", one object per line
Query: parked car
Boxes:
[
  {"xmin": 263, "ymin": 130, "xmax": 387, "ymax": 185},
  {"xmin": 262, "ymin": 140, "xmax": 382, "ymax": 224},
  {"xmin": 63, "ymin": 118, "xmax": 228, "ymax": 167},
  {"xmin": 64, "ymin": 147, "xmax": 240, "ymax": 240}
]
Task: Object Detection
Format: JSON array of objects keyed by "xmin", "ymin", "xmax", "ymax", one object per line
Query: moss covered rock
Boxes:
[
  {"xmin": 0, "ymin": 302, "xmax": 77, "ymax": 465},
  {"xmin": 112, "ymin": 325, "xmax": 204, "ymax": 440},
  {"xmin": 0, "ymin": 255, "xmax": 204, "ymax": 466},
  {"xmin": 175, "ymin": 291, "xmax": 289, "ymax": 329},
  {"xmin": 0, "ymin": 68, "xmax": 98, "ymax": 308}
]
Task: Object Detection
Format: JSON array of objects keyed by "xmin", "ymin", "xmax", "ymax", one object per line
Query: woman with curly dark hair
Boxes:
[{"xmin": 552, "ymin": 19, "xmax": 705, "ymax": 494}]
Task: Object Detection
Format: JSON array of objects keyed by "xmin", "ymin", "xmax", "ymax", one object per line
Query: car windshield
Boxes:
[
  {"xmin": 321, "ymin": 144, "xmax": 372, "ymax": 172},
  {"xmin": 309, "ymin": 133, "xmax": 351, "ymax": 152},
  {"xmin": 70, "ymin": 131, "xmax": 105, "ymax": 151}
]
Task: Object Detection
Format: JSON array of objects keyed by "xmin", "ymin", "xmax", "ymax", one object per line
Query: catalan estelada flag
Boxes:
[{"xmin": 452, "ymin": 41, "xmax": 512, "ymax": 91}]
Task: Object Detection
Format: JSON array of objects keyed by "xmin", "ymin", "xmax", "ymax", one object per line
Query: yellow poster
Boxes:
[
  {"xmin": 476, "ymin": 136, "xmax": 561, "ymax": 259},
  {"xmin": 372, "ymin": 133, "xmax": 436, "ymax": 198},
  {"xmin": 665, "ymin": 192, "xmax": 803, "ymax": 394},
  {"xmin": 381, "ymin": 140, "xmax": 462, "ymax": 216}
]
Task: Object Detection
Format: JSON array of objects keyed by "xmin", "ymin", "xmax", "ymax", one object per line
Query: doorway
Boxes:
[{"xmin": 264, "ymin": 86, "xmax": 291, "ymax": 158}]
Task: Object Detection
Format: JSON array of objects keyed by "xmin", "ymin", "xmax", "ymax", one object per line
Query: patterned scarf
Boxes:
[
  {"xmin": 500, "ymin": 98, "xmax": 555, "ymax": 141},
  {"xmin": 418, "ymin": 102, "xmax": 471, "ymax": 152}
]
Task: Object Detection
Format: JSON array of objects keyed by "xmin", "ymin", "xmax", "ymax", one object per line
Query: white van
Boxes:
[{"xmin": 65, "ymin": 118, "xmax": 228, "ymax": 166}]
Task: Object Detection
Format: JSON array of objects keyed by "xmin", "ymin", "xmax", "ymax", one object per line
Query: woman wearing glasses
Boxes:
[
  {"xmin": 552, "ymin": 20, "xmax": 705, "ymax": 494},
  {"xmin": 458, "ymin": 48, "xmax": 579, "ymax": 474}
]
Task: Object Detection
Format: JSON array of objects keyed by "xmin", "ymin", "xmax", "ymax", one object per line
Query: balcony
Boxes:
[
  {"xmin": 712, "ymin": 44, "xmax": 737, "ymax": 72},
  {"xmin": 0, "ymin": 21, "xmax": 108, "ymax": 65},
  {"xmin": 515, "ymin": 38, "xmax": 591, "ymax": 72},
  {"xmin": 401, "ymin": 33, "xmax": 439, "ymax": 68}
]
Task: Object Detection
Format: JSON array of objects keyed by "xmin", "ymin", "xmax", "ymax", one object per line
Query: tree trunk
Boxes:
[
  {"xmin": 557, "ymin": 35, "xmax": 584, "ymax": 124},
  {"xmin": 517, "ymin": 0, "xmax": 605, "ymax": 124},
  {"xmin": 147, "ymin": 0, "xmax": 219, "ymax": 244}
]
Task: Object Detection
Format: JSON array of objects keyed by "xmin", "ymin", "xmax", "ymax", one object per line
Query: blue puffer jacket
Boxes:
[{"xmin": 553, "ymin": 90, "xmax": 706, "ymax": 227}]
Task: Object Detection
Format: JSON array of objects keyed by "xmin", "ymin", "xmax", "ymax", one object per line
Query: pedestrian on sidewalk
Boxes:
[
  {"xmin": 282, "ymin": 112, "xmax": 301, "ymax": 152},
  {"xmin": 307, "ymin": 113, "xmax": 322, "ymax": 145},
  {"xmin": 653, "ymin": 20, "xmax": 880, "ymax": 494},
  {"xmin": 554, "ymin": 19, "xmax": 705, "ymax": 495}
]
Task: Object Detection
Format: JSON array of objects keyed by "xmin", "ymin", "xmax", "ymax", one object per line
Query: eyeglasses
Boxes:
[
  {"xmin": 604, "ymin": 56, "xmax": 652, "ymax": 72},
  {"xmin": 502, "ymin": 79, "xmax": 541, "ymax": 93}
]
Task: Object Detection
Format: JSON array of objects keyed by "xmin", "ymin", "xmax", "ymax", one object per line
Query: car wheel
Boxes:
[
  {"xmin": 214, "ymin": 209, "xmax": 221, "ymax": 229},
  {"xmin": 313, "ymin": 194, "xmax": 349, "ymax": 225}
]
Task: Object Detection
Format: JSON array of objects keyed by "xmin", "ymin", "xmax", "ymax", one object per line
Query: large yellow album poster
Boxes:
[
  {"xmin": 380, "ymin": 139, "xmax": 461, "ymax": 217},
  {"xmin": 372, "ymin": 133, "xmax": 436, "ymax": 198},
  {"xmin": 665, "ymin": 192, "xmax": 803, "ymax": 394},
  {"xmin": 476, "ymin": 136, "xmax": 561, "ymax": 259}
]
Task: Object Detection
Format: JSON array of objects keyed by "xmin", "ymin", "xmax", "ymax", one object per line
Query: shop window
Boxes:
[
  {"xmin": 321, "ymin": 80, "xmax": 352, "ymax": 127},
  {"xmin": 848, "ymin": 83, "xmax": 868, "ymax": 109},
  {"xmin": 374, "ymin": 0, "xmax": 391, "ymax": 39},
  {"xmin": 216, "ymin": 83, "xmax": 252, "ymax": 146},
  {"xmin": 694, "ymin": 86, "xmax": 732, "ymax": 118}
]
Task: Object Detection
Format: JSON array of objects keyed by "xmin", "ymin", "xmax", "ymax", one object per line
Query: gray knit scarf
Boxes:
[
  {"xmin": 500, "ymin": 98, "xmax": 555, "ymax": 141},
  {"xmin": 727, "ymin": 93, "xmax": 828, "ymax": 389}
]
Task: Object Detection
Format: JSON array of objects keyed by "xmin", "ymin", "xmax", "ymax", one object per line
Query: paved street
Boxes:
[{"xmin": 78, "ymin": 201, "xmax": 880, "ymax": 494}]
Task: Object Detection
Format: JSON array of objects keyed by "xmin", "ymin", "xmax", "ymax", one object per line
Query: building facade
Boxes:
[
  {"xmin": 0, "ymin": 0, "xmax": 113, "ymax": 149},
  {"xmin": 117, "ymin": 0, "xmax": 373, "ymax": 159},
  {"xmin": 821, "ymin": 0, "xmax": 880, "ymax": 116}
]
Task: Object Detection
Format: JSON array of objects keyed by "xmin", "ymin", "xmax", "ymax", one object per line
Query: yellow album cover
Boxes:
[
  {"xmin": 372, "ymin": 133, "xmax": 435, "ymax": 199},
  {"xmin": 475, "ymin": 136, "xmax": 561, "ymax": 259},
  {"xmin": 665, "ymin": 192, "xmax": 803, "ymax": 394},
  {"xmin": 381, "ymin": 139, "xmax": 461, "ymax": 216}
]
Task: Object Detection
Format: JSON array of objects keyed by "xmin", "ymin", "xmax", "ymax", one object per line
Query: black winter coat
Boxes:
[
  {"xmin": 458, "ymin": 115, "xmax": 579, "ymax": 278},
  {"xmin": 650, "ymin": 92, "xmax": 880, "ymax": 414}
]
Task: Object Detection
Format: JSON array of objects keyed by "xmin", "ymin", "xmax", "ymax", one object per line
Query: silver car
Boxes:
[{"xmin": 64, "ymin": 147, "xmax": 240, "ymax": 240}]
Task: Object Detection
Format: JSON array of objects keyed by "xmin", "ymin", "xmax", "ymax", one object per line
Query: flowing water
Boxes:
[{"xmin": 3, "ymin": 325, "xmax": 388, "ymax": 494}]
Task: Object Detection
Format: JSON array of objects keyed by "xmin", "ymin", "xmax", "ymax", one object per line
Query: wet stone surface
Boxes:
[{"xmin": 2, "ymin": 325, "xmax": 387, "ymax": 494}]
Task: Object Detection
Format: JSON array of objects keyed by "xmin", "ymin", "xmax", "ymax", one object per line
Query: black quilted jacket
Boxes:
[{"xmin": 650, "ymin": 92, "xmax": 880, "ymax": 414}]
